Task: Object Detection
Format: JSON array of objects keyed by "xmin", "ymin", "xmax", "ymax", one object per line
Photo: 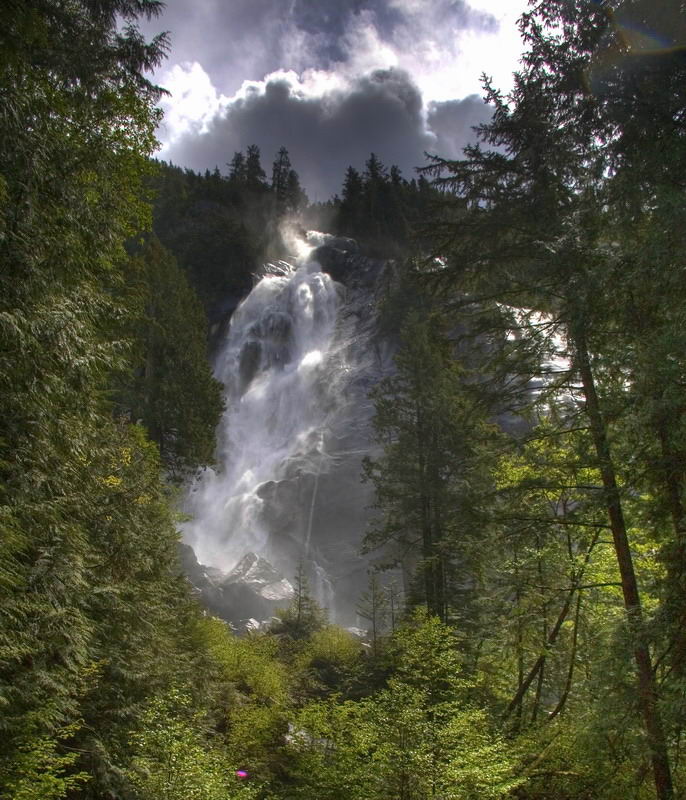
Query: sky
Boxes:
[{"xmin": 142, "ymin": 0, "xmax": 530, "ymax": 199}]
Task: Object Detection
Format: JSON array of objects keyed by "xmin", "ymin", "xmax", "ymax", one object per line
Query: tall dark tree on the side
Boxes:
[
  {"xmin": 424, "ymin": 1, "xmax": 685, "ymax": 796},
  {"xmin": 0, "ymin": 0, "xmax": 204, "ymax": 794},
  {"xmin": 272, "ymin": 146, "xmax": 293, "ymax": 212},
  {"xmin": 271, "ymin": 146, "xmax": 307, "ymax": 215},
  {"xmin": 338, "ymin": 166, "xmax": 364, "ymax": 234},
  {"xmin": 363, "ymin": 311, "xmax": 490, "ymax": 623},
  {"xmin": 228, "ymin": 150, "xmax": 246, "ymax": 183},
  {"xmin": 285, "ymin": 168, "xmax": 308, "ymax": 213}
]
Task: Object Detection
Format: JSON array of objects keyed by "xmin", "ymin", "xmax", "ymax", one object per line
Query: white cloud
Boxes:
[
  {"xmin": 157, "ymin": 62, "xmax": 232, "ymax": 152},
  {"xmin": 366, "ymin": 0, "xmax": 528, "ymax": 103},
  {"xmin": 338, "ymin": 10, "xmax": 400, "ymax": 75}
]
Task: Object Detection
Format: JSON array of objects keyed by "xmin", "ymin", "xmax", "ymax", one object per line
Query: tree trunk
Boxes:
[
  {"xmin": 572, "ymin": 322, "xmax": 673, "ymax": 800},
  {"xmin": 504, "ymin": 585, "xmax": 575, "ymax": 721},
  {"xmin": 656, "ymin": 423, "xmax": 686, "ymax": 674},
  {"xmin": 549, "ymin": 591, "xmax": 582, "ymax": 720}
]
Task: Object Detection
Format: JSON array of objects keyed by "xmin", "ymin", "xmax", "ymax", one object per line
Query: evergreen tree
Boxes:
[
  {"xmin": 150, "ymin": 163, "xmax": 260, "ymax": 319},
  {"xmin": 117, "ymin": 236, "xmax": 224, "ymax": 479},
  {"xmin": 0, "ymin": 0, "xmax": 168, "ymax": 778},
  {"xmin": 245, "ymin": 144, "xmax": 268, "ymax": 191},
  {"xmin": 423, "ymin": 1, "xmax": 682, "ymax": 794},
  {"xmin": 228, "ymin": 151, "xmax": 246, "ymax": 183},
  {"xmin": 364, "ymin": 310, "xmax": 494, "ymax": 622},
  {"xmin": 271, "ymin": 563, "xmax": 327, "ymax": 642},
  {"xmin": 271, "ymin": 147, "xmax": 307, "ymax": 216},
  {"xmin": 285, "ymin": 168, "xmax": 308, "ymax": 213},
  {"xmin": 337, "ymin": 166, "xmax": 364, "ymax": 235},
  {"xmin": 271, "ymin": 146, "xmax": 292, "ymax": 212},
  {"xmin": 0, "ymin": 4, "xmax": 239, "ymax": 796},
  {"xmin": 356, "ymin": 573, "xmax": 389, "ymax": 655}
]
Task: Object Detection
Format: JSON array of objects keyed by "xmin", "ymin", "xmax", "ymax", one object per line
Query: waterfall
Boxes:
[
  {"xmin": 312, "ymin": 561, "xmax": 335, "ymax": 615},
  {"xmin": 182, "ymin": 242, "xmax": 345, "ymax": 590}
]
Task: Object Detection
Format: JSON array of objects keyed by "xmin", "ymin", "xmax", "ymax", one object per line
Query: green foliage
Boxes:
[
  {"xmin": 128, "ymin": 689, "xmax": 257, "ymax": 800},
  {"xmin": 272, "ymin": 146, "xmax": 308, "ymax": 216},
  {"xmin": 418, "ymin": 3, "xmax": 686, "ymax": 797},
  {"xmin": 334, "ymin": 155, "xmax": 442, "ymax": 255},
  {"xmin": 271, "ymin": 563, "xmax": 328, "ymax": 642},
  {"xmin": 293, "ymin": 626, "xmax": 363, "ymax": 698},
  {"xmin": 3, "ymin": 2, "xmax": 686, "ymax": 799},
  {"xmin": 0, "ymin": 724, "xmax": 89, "ymax": 800},
  {"xmin": 202, "ymin": 618, "xmax": 288, "ymax": 702},
  {"xmin": 151, "ymin": 146, "xmax": 309, "ymax": 320},
  {"xmin": 364, "ymin": 310, "xmax": 499, "ymax": 622},
  {"xmin": 285, "ymin": 614, "xmax": 518, "ymax": 800},
  {"xmin": 388, "ymin": 611, "xmax": 467, "ymax": 703},
  {"xmin": 0, "ymin": 3, "xmax": 231, "ymax": 796},
  {"xmin": 356, "ymin": 572, "xmax": 390, "ymax": 655},
  {"xmin": 192, "ymin": 618, "xmax": 289, "ymax": 780},
  {"xmin": 0, "ymin": 0, "xmax": 171, "ymax": 779}
]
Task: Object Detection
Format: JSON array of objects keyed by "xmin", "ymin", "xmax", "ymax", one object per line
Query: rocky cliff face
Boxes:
[{"xmin": 301, "ymin": 241, "xmax": 399, "ymax": 619}]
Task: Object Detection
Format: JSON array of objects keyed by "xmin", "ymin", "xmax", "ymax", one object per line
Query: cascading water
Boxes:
[{"xmin": 183, "ymin": 241, "xmax": 351, "ymax": 615}]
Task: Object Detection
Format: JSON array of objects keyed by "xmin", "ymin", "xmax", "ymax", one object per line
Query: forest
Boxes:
[{"xmin": 1, "ymin": 1, "xmax": 685, "ymax": 799}]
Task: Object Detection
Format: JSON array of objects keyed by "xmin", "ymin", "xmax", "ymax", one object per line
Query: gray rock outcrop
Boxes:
[{"xmin": 178, "ymin": 544, "xmax": 293, "ymax": 628}]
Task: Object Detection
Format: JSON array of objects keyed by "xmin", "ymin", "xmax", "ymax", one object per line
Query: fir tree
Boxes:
[{"xmin": 245, "ymin": 144, "xmax": 268, "ymax": 191}]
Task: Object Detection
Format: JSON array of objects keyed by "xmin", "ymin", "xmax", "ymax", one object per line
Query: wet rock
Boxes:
[
  {"xmin": 178, "ymin": 545, "xmax": 293, "ymax": 627},
  {"xmin": 223, "ymin": 552, "xmax": 294, "ymax": 602}
]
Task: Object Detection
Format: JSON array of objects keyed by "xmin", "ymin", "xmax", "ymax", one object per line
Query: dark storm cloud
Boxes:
[
  {"xmin": 426, "ymin": 95, "xmax": 492, "ymax": 159},
  {"xmin": 164, "ymin": 68, "xmax": 489, "ymax": 199},
  {"xmin": 142, "ymin": 0, "xmax": 501, "ymax": 197}
]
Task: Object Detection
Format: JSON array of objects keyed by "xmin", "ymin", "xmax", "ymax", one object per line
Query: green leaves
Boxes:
[
  {"xmin": 364, "ymin": 310, "xmax": 498, "ymax": 622},
  {"xmin": 128, "ymin": 690, "xmax": 257, "ymax": 800},
  {"xmin": 0, "ymin": 723, "xmax": 90, "ymax": 800},
  {"xmin": 285, "ymin": 614, "xmax": 518, "ymax": 800}
]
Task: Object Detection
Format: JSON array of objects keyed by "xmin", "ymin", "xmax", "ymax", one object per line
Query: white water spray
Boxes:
[{"xmin": 182, "ymin": 243, "xmax": 344, "ymax": 582}]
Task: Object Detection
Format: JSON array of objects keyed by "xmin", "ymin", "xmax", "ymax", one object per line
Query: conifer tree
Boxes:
[
  {"xmin": 271, "ymin": 147, "xmax": 307, "ymax": 215},
  {"xmin": 117, "ymin": 236, "xmax": 224, "ymax": 479},
  {"xmin": 228, "ymin": 151, "xmax": 247, "ymax": 183},
  {"xmin": 364, "ymin": 311, "xmax": 493, "ymax": 622},
  {"xmin": 338, "ymin": 166, "xmax": 364, "ymax": 235},
  {"xmin": 245, "ymin": 144, "xmax": 268, "ymax": 191},
  {"xmin": 0, "ymin": 3, "xmax": 226, "ymax": 795},
  {"xmin": 423, "ymin": 1, "xmax": 680, "ymax": 794},
  {"xmin": 271, "ymin": 146, "xmax": 292, "ymax": 211},
  {"xmin": 285, "ymin": 168, "xmax": 308, "ymax": 213},
  {"xmin": 356, "ymin": 573, "xmax": 389, "ymax": 655},
  {"xmin": 271, "ymin": 563, "xmax": 327, "ymax": 641}
]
